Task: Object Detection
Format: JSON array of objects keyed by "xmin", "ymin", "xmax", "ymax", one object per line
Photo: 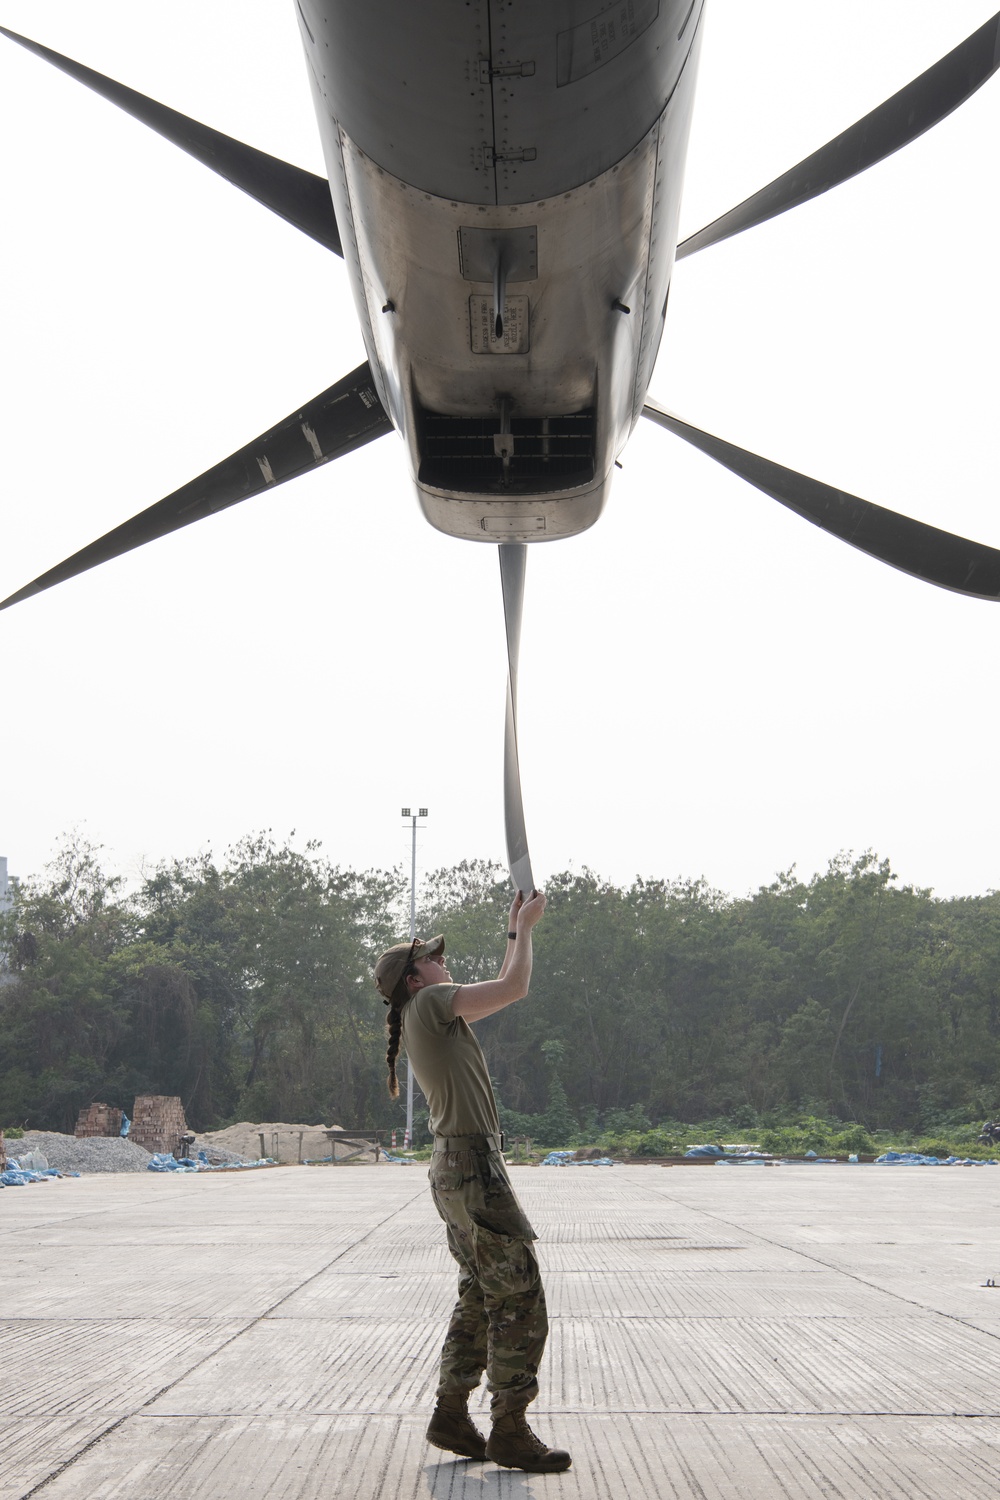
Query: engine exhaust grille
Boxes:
[{"xmin": 418, "ymin": 408, "xmax": 595, "ymax": 493}]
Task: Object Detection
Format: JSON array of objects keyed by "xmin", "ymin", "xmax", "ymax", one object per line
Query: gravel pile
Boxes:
[
  {"xmin": 4, "ymin": 1127, "xmax": 307, "ymax": 1174},
  {"xmin": 8, "ymin": 1130, "xmax": 154, "ymax": 1174}
]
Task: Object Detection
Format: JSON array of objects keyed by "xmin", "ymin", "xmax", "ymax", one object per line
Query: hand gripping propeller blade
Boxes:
[
  {"xmin": 499, "ymin": 544, "xmax": 535, "ymax": 894},
  {"xmin": 677, "ymin": 10, "xmax": 1000, "ymax": 260},
  {"xmin": 0, "ymin": 364, "xmax": 392, "ymax": 611},
  {"xmin": 0, "ymin": 27, "xmax": 343, "ymax": 256},
  {"xmin": 642, "ymin": 400, "xmax": 1000, "ymax": 601}
]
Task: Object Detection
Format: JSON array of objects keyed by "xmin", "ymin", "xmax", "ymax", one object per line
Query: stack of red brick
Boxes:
[
  {"xmin": 74, "ymin": 1102, "xmax": 124, "ymax": 1138},
  {"xmin": 129, "ymin": 1095, "xmax": 189, "ymax": 1156},
  {"xmin": 72, "ymin": 1096, "xmax": 190, "ymax": 1155}
]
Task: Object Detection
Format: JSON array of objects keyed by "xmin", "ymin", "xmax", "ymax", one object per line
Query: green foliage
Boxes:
[
  {"xmin": 496, "ymin": 1054, "xmax": 579, "ymax": 1149},
  {"xmin": 5, "ymin": 835, "xmax": 1000, "ymax": 1143},
  {"xmin": 829, "ymin": 1124, "xmax": 876, "ymax": 1155},
  {"xmin": 0, "ymin": 831, "xmax": 404, "ymax": 1133},
  {"xmin": 911, "ymin": 1139, "xmax": 961, "ymax": 1161},
  {"xmin": 588, "ymin": 1126, "xmax": 692, "ymax": 1158},
  {"xmin": 603, "ymin": 1105, "xmax": 652, "ymax": 1134},
  {"xmin": 600, "ymin": 1130, "xmax": 645, "ymax": 1157},
  {"xmin": 757, "ymin": 1116, "xmax": 841, "ymax": 1155},
  {"xmin": 631, "ymin": 1128, "xmax": 685, "ymax": 1157},
  {"xmin": 2, "ymin": 1127, "xmax": 24, "ymax": 1139}
]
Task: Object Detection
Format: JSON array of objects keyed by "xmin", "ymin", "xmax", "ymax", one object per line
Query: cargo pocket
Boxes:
[
  {"xmin": 468, "ymin": 1222, "xmax": 542, "ymax": 1300},
  {"xmin": 429, "ymin": 1161, "xmax": 470, "ymax": 1195},
  {"xmin": 468, "ymin": 1151, "xmax": 537, "ymax": 1241},
  {"xmin": 429, "ymin": 1151, "xmax": 477, "ymax": 1228}
]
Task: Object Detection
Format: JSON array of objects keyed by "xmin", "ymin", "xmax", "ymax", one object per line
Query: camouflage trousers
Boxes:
[{"xmin": 429, "ymin": 1144, "xmax": 548, "ymax": 1416}]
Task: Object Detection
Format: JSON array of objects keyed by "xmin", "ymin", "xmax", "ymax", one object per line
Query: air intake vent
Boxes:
[{"xmin": 418, "ymin": 408, "xmax": 595, "ymax": 494}]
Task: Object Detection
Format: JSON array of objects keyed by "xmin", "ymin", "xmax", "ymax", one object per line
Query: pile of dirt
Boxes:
[{"xmin": 197, "ymin": 1121, "xmax": 346, "ymax": 1164}]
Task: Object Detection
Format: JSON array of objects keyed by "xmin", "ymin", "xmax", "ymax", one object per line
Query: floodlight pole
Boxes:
[{"xmin": 401, "ymin": 806, "xmax": 428, "ymax": 1147}]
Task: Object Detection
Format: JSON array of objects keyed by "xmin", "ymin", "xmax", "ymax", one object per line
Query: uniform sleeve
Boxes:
[{"xmin": 408, "ymin": 983, "xmax": 460, "ymax": 1033}]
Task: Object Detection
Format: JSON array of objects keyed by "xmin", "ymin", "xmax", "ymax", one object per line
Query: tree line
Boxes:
[{"xmin": 2, "ymin": 835, "xmax": 998, "ymax": 1140}]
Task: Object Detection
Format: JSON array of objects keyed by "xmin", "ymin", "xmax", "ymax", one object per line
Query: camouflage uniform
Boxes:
[{"xmin": 430, "ymin": 1137, "xmax": 547, "ymax": 1416}]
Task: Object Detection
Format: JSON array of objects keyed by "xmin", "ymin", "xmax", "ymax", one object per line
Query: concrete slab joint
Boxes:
[{"xmin": 2, "ymin": 1168, "xmax": 1000, "ymax": 1498}]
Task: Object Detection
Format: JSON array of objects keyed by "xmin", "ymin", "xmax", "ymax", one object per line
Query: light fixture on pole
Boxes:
[{"xmin": 401, "ymin": 805, "xmax": 428, "ymax": 1147}]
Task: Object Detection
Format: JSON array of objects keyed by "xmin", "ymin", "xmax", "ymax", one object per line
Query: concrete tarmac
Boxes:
[{"xmin": 3, "ymin": 1161, "xmax": 1000, "ymax": 1497}]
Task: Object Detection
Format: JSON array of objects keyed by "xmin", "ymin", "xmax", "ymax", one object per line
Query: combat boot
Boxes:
[
  {"xmin": 426, "ymin": 1393, "xmax": 487, "ymax": 1460},
  {"xmin": 485, "ymin": 1409, "xmax": 572, "ymax": 1472}
]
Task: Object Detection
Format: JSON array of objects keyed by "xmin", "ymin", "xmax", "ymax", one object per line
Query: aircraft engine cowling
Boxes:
[{"xmin": 297, "ymin": 0, "xmax": 704, "ymax": 542}]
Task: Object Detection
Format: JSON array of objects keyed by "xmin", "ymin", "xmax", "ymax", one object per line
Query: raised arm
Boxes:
[
  {"xmin": 452, "ymin": 890, "xmax": 545, "ymax": 1021},
  {"xmin": 497, "ymin": 890, "xmax": 524, "ymax": 981}
]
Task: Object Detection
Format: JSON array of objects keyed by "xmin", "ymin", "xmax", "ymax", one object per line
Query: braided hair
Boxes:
[{"xmin": 384, "ymin": 971, "xmax": 414, "ymax": 1098}]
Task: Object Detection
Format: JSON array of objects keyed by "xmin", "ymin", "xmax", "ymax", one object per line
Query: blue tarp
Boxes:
[
  {"xmin": 687, "ymin": 1145, "xmax": 770, "ymax": 1162},
  {"xmin": 148, "ymin": 1153, "xmax": 199, "ymax": 1172},
  {"xmin": 147, "ymin": 1153, "xmax": 276, "ymax": 1172},
  {"xmin": 876, "ymin": 1151, "xmax": 998, "ymax": 1166},
  {"xmin": 1, "ymin": 1168, "xmax": 45, "ymax": 1185},
  {"xmin": 541, "ymin": 1151, "xmax": 615, "ymax": 1166},
  {"xmin": 2, "ymin": 1160, "xmax": 80, "ymax": 1185}
]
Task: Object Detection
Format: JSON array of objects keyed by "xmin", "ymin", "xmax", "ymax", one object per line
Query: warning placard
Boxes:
[{"xmin": 469, "ymin": 296, "xmax": 530, "ymax": 354}]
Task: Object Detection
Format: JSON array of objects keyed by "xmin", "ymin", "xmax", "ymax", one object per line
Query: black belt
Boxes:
[{"xmin": 433, "ymin": 1132, "xmax": 504, "ymax": 1154}]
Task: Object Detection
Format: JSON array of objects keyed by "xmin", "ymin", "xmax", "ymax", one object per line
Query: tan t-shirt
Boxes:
[{"xmin": 401, "ymin": 982, "xmax": 501, "ymax": 1139}]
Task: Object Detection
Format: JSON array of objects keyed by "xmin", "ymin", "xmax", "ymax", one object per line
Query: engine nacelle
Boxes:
[{"xmin": 299, "ymin": 0, "xmax": 704, "ymax": 541}]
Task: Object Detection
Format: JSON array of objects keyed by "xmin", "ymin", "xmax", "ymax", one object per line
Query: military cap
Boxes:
[{"xmin": 374, "ymin": 935, "xmax": 445, "ymax": 1001}]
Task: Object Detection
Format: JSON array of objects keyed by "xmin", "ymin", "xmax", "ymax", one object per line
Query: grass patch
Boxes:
[
  {"xmin": 411, "ymin": 1113, "xmax": 999, "ymax": 1163},
  {"xmin": 550, "ymin": 1114, "xmax": 999, "ymax": 1162}
]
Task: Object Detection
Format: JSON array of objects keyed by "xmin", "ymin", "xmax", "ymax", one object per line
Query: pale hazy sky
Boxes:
[{"xmin": 2, "ymin": 1, "xmax": 998, "ymax": 900}]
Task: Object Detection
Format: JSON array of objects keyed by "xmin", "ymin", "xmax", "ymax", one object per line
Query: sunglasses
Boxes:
[{"xmin": 402, "ymin": 943, "xmax": 446, "ymax": 979}]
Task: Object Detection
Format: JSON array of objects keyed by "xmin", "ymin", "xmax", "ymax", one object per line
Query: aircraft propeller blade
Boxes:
[
  {"xmin": 499, "ymin": 544, "xmax": 535, "ymax": 894},
  {"xmin": 677, "ymin": 10, "xmax": 1000, "ymax": 260},
  {"xmin": 0, "ymin": 27, "xmax": 342, "ymax": 256},
  {"xmin": 642, "ymin": 399, "xmax": 1000, "ymax": 600},
  {"xmin": 0, "ymin": 364, "xmax": 392, "ymax": 612}
]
